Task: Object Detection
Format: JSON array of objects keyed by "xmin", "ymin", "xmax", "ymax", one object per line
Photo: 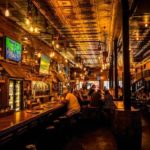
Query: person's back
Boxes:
[
  {"xmin": 103, "ymin": 90, "xmax": 113, "ymax": 110},
  {"xmin": 90, "ymin": 90, "xmax": 103, "ymax": 107},
  {"xmin": 65, "ymin": 92, "xmax": 81, "ymax": 117}
]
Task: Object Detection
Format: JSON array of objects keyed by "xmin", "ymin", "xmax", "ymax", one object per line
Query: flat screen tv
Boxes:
[
  {"xmin": 5, "ymin": 36, "xmax": 22, "ymax": 62},
  {"xmin": 39, "ymin": 54, "xmax": 50, "ymax": 74}
]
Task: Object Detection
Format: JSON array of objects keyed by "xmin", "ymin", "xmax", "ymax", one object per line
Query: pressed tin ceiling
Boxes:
[
  {"xmin": 0, "ymin": 0, "xmax": 116, "ymax": 68},
  {"xmin": 0, "ymin": 0, "xmax": 149, "ymax": 69}
]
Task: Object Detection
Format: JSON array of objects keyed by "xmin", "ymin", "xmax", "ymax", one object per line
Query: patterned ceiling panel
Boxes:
[
  {"xmin": 0, "ymin": 0, "xmax": 117, "ymax": 67},
  {"xmin": 45, "ymin": 0, "xmax": 114, "ymax": 66},
  {"xmin": 0, "ymin": 0, "xmax": 148, "ymax": 69}
]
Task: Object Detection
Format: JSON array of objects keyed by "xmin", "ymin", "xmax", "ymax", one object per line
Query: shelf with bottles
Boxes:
[
  {"xmin": 34, "ymin": 95, "xmax": 51, "ymax": 98},
  {"xmin": 15, "ymin": 104, "xmax": 20, "ymax": 108},
  {"xmin": 15, "ymin": 93, "xmax": 21, "ymax": 96},
  {"xmin": 9, "ymin": 101, "xmax": 13, "ymax": 104},
  {"xmin": 32, "ymin": 81, "xmax": 50, "ymax": 97}
]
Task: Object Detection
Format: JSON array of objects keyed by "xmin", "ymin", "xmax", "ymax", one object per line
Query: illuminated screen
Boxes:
[
  {"xmin": 6, "ymin": 37, "xmax": 22, "ymax": 62},
  {"xmin": 39, "ymin": 54, "xmax": 50, "ymax": 74}
]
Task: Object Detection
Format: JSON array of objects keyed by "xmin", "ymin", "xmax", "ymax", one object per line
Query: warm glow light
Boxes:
[
  {"xmin": 50, "ymin": 52, "xmax": 55, "ymax": 58},
  {"xmin": 52, "ymin": 40, "xmax": 55, "ymax": 45},
  {"xmin": 145, "ymin": 23, "xmax": 148, "ymax": 27},
  {"xmin": 26, "ymin": 18, "xmax": 30, "ymax": 25},
  {"xmin": 5, "ymin": 9, "xmax": 10, "ymax": 17},
  {"xmin": 52, "ymin": 52, "xmax": 55, "ymax": 57},
  {"xmin": 136, "ymin": 37, "xmax": 139, "ymax": 40},
  {"xmin": 65, "ymin": 59, "xmax": 68, "ymax": 63},
  {"xmin": 30, "ymin": 26, "xmax": 33, "ymax": 32},
  {"xmin": 38, "ymin": 53, "xmax": 41, "ymax": 58},
  {"xmin": 34, "ymin": 27, "xmax": 38, "ymax": 33},
  {"xmin": 24, "ymin": 37, "xmax": 28, "ymax": 40},
  {"xmin": 56, "ymin": 44, "xmax": 59, "ymax": 49}
]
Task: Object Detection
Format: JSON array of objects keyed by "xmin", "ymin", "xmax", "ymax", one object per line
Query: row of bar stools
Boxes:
[
  {"xmin": 67, "ymin": 112, "xmax": 83, "ymax": 136},
  {"xmin": 36, "ymin": 125, "xmax": 56, "ymax": 150},
  {"xmin": 53, "ymin": 116, "xmax": 70, "ymax": 145}
]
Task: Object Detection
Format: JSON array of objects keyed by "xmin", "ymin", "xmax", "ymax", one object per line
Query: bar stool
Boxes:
[
  {"xmin": 25, "ymin": 144, "xmax": 37, "ymax": 150},
  {"xmin": 58, "ymin": 115, "xmax": 69, "ymax": 130},
  {"xmin": 37, "ymin": 125, "xmax": 56, "ymax": 150},
  {"xmin": 53, "ymin": 119, "xmax": 60, "ymax": 130},
  {"xmin": 68, "ymin": 112, "xmax": 83, "ymax": 135}
]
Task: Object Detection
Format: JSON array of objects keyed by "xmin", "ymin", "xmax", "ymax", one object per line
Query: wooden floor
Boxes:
[
  {"xmin": 63, "ymin": 125, "xmax": 117, "ymax": 150},
  {"xmin": 1, "ymin": 111, "xmax": 150, "ymax": 150}
]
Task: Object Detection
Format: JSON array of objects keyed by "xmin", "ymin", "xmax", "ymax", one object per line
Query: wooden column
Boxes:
[
  {"xmin": 109, "ymin": 54, "xmax": 113, "ymax": 89},
  {"xmin": 114, "ymin": 2, "xmax": 142, "ymax": 150},
  {"xmin": 114, "ymin": 39, "xmax": 118, "ymax": 99},
  {"xmin": 121, "ymin": 0, "xmax": 131, "ymax": 110}
]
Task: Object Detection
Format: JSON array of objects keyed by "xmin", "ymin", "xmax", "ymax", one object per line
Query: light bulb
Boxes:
[
  {"xmin": 34, "ymin": 27, "xmax": 38, "ymax": 33},
  {"xmin": 56, "ymin": 44, "xmax": 59, "ymax": 49},
  {"xmin": 145, "ymin": 23, "xmax": 148, "ymax": 28},
  {"xmin": 52, "ymin": 40, "xmax": 55, "ymax": 45},
  {"xmin": 30, "ymin": 26, "xmax": 33, "ymax": 32},
  {"xmin": 26, "ymin": 18, "xmax": 30, "ymax": 25},
  {"xmin": 5, "ymin": 9, "xmax": 10, "ymax": 17},
  {"xmin": 38, "ymin": 53, "xmax": 41, "ymax": 58}
]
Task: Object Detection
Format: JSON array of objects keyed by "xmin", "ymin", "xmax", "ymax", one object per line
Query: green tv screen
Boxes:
[
  {"xmin": 6, "ymin": 37, "xmax": 22, "ymax": 62},
  {"xmin": 39, "ymin": 54, "xmax": 50, "ymax": 74}
]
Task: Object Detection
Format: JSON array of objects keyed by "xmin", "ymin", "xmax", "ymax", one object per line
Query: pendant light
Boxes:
[
  {"xmin": 5, "ymin": 0, "xmax": 10, "ymax": 17},
  {"xmin": 26, "ymin": 0, "xmax": 32, "ymax": 25}
]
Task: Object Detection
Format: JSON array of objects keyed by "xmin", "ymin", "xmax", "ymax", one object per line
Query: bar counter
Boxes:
[
  {"xmin": 0, "ymin": 101, "xmax": 67, "ymax": 143},
  {"xmin": 113, "ymin": 101, "xmax": 137, "ymax": 111}
]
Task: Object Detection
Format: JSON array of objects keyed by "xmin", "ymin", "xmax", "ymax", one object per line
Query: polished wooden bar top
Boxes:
[{"xmin": 0, "ymin": 101, "xmax": 65, "ymax": 134}]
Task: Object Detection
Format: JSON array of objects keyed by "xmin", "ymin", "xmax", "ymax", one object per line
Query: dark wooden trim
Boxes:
[
  {"xmin": 121, "ymin": 0, "xmax": 131, "ymax": 110},
  {"xmin": 114, "ymin": 39, "xmax": 118, "ymax": 99}
]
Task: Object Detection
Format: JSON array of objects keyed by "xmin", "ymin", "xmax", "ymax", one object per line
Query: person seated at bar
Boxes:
[
  {"xmin": 103, "ymin": 90, "xmax": 114, "ymax": 112},
  {"xmin": 90, "ymin": 89, "xmax": 104, "ymax": 108},
  {"xmin": 73, "ymin": 89, "xmax": 83, "ymax": 106},
  {"xmin": 79, "ymin": 87, "xmax": 89, "ymax": 107},
  {"xmin": 63, "ymin": 87, "xmax": 81, "ymax": 117},
  {"xmin": 88, "ymin": 84, "xmax": 96, "ymax": 101}
]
